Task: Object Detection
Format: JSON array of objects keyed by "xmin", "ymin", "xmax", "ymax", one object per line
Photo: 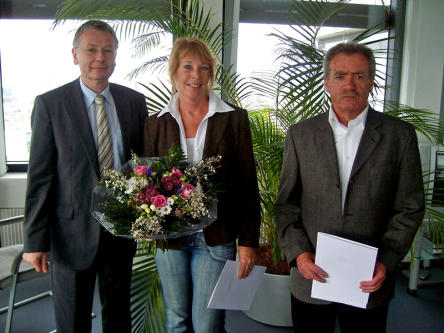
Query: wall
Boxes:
[{"xmin": 400, "ymin": 0, "xmax": 444, "ymax": 145}]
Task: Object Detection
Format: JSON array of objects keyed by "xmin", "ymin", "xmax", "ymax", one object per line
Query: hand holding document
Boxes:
[
  {"xmin": 208, "ymin": 260, "xmax": 266, "ymax": 310},
  {"xmin": 311, "ymin": 232, "xmax": 378, "ymax": 308}
]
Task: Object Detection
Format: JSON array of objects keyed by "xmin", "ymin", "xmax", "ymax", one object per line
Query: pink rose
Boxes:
[
  {"xmin": 180, "ymin": 184, "xmax": 195, "ymax": 198},
  {"xmin": 135, "ymin": 166, "xmax": 148, "ymax": 176},
  {"xmin": 151, "ymin": 195, "xmax": 167, "ymax": 207},
  {"xmin": 171, "ymin": 167, "xmax": 183, "ymax": 177}
]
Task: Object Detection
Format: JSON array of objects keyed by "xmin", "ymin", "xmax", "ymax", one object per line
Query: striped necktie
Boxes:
[{"xmin": 95, "ymin": 94, "xmax": 114, "ymax": 175}]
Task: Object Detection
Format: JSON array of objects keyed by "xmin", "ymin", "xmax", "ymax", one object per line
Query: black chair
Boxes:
[{"xmin": 0, "ymin": 215, "xmax": 51, "ymax": 333}]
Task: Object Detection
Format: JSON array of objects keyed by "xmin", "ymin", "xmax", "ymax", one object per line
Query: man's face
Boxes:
[
  {"xmin": 72, "ymin": 28, "xmax": 117, "ymax": 90},
  {"xmin": 324, "ymin": 52, "xmax": 374, "ymax": 118}
]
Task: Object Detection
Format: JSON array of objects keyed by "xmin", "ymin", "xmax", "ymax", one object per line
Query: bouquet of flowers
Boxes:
[{"xmin": 91, "ymin": 146, "xmax": 221, "ymax": 241}]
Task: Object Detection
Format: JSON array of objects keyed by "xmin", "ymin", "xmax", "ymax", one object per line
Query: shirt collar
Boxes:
[
  {"xmin": 157, "ymin": 91, "xmax": 234, "ymax": 118},
  {"xmin": 79, "ymin": 78, "xmax": 111, "ymax": 106},
  {"xmin": 328, "ymin": 104, "xmax": 369, "ymax": 129}
]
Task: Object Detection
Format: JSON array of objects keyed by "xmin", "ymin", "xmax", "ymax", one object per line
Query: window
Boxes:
[
  {"xmin": 0, "ymin": 19, "xmax": 171, "ymax": 168},
  {"xmin": 237, "ymin": 23, "xmax": 388, "ymax": 110}
]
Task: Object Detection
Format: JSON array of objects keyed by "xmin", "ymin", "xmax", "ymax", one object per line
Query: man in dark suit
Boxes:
[
  {"xmin": 275, "ymin": 42, "xmax": 424, "ymax": 333},
  {"xmin": 23, "ymin": 20, "xmax": 147, "ymax": 333}
]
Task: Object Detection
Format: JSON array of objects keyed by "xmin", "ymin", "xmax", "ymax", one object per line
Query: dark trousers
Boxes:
[
  {"xmin": 51, "ymin": 229, "xmax": 136, "ymax": 333},
  {"xmin": 291, "ymin": 294, "xmax": 389, "ymax": 333}
]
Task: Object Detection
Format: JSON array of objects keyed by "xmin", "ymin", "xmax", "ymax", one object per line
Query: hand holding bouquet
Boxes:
[{"xmin": 91, "ymin": 146, "xmax": 221, "ymax": 241}]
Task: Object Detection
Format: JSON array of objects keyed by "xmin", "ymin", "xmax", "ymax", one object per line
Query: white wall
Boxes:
[
  {"xmin": 0, "ymin": 74, "xmax": 6, "ymax": 175},
  {"xmin": 400, "ymin": 0, "xmax": 444, "ymax": 145}
]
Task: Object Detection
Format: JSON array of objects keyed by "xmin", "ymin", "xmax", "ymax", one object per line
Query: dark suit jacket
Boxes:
[
  {"xmin": 143, "ymin": 104, "xmax": 261, "ymax": 249},
  {"xmin": 24, "ymin": 79, "xmax": 147, "ymax": 270},
  {"xmin": 275, "ymin": 108, "xmax": 424, "ymax": 308}
]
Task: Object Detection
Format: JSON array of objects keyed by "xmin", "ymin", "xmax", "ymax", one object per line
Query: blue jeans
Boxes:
[{"xmin": 155, "ymin": 232, "xmax": 236, "ymax": 333}]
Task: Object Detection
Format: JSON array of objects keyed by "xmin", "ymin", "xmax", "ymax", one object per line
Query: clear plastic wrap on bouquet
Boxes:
[{"xmin": 90, "ymin": 152, "xmax": 219, "ymax": 240}]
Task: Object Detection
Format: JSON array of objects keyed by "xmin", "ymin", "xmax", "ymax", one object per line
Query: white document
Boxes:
[
  {"xmin": 207, "ymin": 260, "xmax": 266, "ymax": 310},
  {"xmin": 311, "ymin": 232, "xmax": 378, "ymax": 309}
]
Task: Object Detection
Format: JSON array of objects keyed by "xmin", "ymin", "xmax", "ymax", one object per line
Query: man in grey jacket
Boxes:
[{"xmin": 275, "ymin": 42, "xmax": 424, "ymax": 333}]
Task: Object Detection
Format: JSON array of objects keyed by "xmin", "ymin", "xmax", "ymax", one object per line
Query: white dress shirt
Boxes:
[
  {"xmin": 157, "ymin": 91, "xmax": 234, "ymax": 163},
  {"xmin": 328, "ymin": 105, "xmax": 369, "ymax": 212}
]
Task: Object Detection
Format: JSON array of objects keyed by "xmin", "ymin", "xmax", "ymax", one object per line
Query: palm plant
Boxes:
[{"xmin": 248, "ymin": 0, "xmax": 444, "ymax": 272}]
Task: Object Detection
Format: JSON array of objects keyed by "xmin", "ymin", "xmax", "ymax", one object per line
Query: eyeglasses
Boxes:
[{"xmin": 75, "ymin": 47, "xmax": 116, "ymax": 57}]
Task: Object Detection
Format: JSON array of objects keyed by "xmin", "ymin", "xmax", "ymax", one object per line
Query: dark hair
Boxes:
[
  {"xmin": 323, "ymin": 42, "xmax": 376, "ymax": 79},
  {"xmin": 73, "ymin": 20, "xmax": 118, "ymax": 49},
  {"xmin": 169, "ymin": 37, "xmax": 216, "ymax": 96}
]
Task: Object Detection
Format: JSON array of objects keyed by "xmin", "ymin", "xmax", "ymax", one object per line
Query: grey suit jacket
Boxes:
[
  {"xmin": 24, "ymin": 79, "xmax": 147, "ymax": 270},
  {"xmin": 275, "ymin": 108, "xmax": 424, "ymax": 308}
]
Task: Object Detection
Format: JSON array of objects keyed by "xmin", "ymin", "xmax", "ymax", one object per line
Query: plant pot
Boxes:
[{"xmin": 243, "ymin": 272, "xmax": 293, "ymax": 327}]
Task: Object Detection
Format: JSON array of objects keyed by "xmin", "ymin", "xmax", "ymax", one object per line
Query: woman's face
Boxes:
[{"xmin": 174, "ymin": 53, "xmax": 210, "ymax": 103}]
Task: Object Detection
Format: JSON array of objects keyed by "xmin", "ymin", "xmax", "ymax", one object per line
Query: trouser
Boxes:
[
  {"xmin": 51, "ymin": 229, "xmax": 136, "ymax": 333},
  {"xmin": 155, "ymin": 232, "xmax": 236, "ymax": 333},
  {"xmin": 291, "ymin": 294, "xmax": 389, "ymax": 333}
]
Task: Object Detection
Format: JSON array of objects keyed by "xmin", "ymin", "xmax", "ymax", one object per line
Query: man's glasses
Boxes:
[{"xmin": 76, "ymin": 47, "xmax": 116, "ymax": 56}]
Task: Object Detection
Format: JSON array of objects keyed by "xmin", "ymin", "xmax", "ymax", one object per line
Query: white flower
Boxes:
[
  {"xmin": 159, "ymin": 205, "xmax": 172, "ymax": 216},
  {"xmin": 125, "ymin": 176, "xmax": 148, "ymax": 195}
]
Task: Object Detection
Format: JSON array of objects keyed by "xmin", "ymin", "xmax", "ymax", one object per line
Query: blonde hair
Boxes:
[{"xmin": 169, "ymin": 37, "xmax": 216, "ymax": 96}]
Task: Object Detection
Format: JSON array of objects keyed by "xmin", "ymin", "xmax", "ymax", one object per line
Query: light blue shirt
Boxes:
[{"xmin": 79, "ymin": 79, "xmax": 124, "ymax": 169}]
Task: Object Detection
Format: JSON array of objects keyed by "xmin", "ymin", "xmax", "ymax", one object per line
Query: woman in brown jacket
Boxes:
[{"xmin": 143, "ymin": 37, "xmax": 261, "ymax": 333}]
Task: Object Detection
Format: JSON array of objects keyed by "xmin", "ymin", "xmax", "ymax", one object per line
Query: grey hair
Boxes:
[
  {"xmin": 73, "ymin": 20, "xmax": 119, "ymax": 49},
  {"xmin": 323, "ymin": 42, "xmax": 376, "ymax": 79}
]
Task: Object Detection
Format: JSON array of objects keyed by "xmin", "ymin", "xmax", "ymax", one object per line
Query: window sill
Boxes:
[{"xmin": 0, "ymin": 172, "xmax": 27, "ymax": 208}]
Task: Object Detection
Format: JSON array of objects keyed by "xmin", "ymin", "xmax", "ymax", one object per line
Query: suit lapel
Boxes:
[
  {"xmin": 350, "ymin": 108, "xmax": 382, "ymax": 178},
  {"xmin": 203, "ymin": 112, "xmax": 230, "ymax": 157},
  {"xmin": 65, "ymin": 79, "xmax": 100, "ymax": 176}
]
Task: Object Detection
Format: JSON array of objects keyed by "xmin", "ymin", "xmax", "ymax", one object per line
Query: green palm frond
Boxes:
[
  {"xmin": 138, "ymin": 81, "xmax": 171, "ymax": 115},
  {"xmin": 126, "ymin": 56, "xmax": 170, "ymax": 80},
  {"xmin": 55, "ymin": 0, "xmax": 170, "ymax": 26},
  {"xmin": 287, "ymin": 0, "xmax": 348, "ymax": 44},
  {"xmin": 248, "ymin": 109, "xmax": 285, "ymax": 260},
  {"xmin": 130, "ymin": 31, "xmax": 170, "ymax": 58},
  {"xmin": 215, "ymin": 65, "xmax": 252, "ymax": 106},
  {"xmin": 385, "ymin": 101, "xmax": 444, "ymax": 144},
  {"xmin": 131, "ymin": 244, "xmax": 165, "ymax": 333}
]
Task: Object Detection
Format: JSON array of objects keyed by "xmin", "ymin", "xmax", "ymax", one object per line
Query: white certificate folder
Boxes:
[
  {"xmin": 311, "ymin": 232, "xmax": 378, "ymax": 309},
  {"xmin": 207, "ymin": 260, "xmax": 266, "ymax": 310}
]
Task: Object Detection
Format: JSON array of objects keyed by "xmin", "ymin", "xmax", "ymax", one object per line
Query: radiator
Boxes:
[{"xmin": 0, "ymin": 208, "xmax": 25, "ymax": 246}]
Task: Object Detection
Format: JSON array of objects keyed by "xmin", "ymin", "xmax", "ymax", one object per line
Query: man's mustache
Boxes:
[{"xmin": 339, "ymin": 92, "xmax": 358, "ymax": 99}]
